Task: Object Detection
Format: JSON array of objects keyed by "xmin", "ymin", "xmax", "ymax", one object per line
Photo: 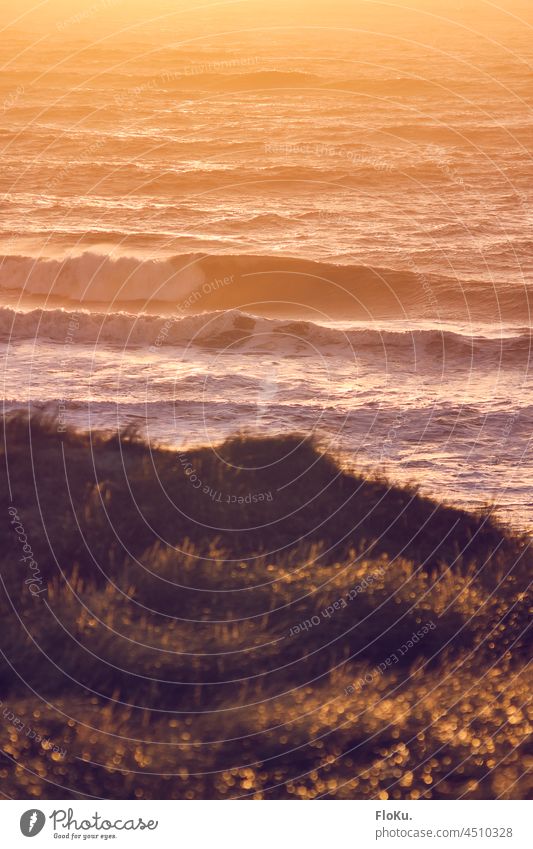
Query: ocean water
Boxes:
[{"xmin": 1, "ymin": 5, "xmax": 532, "ymax": 528}]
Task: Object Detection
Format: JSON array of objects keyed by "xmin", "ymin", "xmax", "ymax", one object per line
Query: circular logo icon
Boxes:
[{"xmin": 20, "ymin": 810, "xmax": 46, "ymax": 837}]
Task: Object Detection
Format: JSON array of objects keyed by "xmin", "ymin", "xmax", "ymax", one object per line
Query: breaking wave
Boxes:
[
  {"xmin": 2, "ymin": 305, "xmax": 531, "ymax": 368},
  {"xmin": 0, "ymin": 251, "xmax": 529, "ymax": 321}
]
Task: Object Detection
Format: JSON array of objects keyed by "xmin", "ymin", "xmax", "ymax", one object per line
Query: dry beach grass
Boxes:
[{"xmin": 0, "ymin": 414, "xmax": 531, "ymax": 799}]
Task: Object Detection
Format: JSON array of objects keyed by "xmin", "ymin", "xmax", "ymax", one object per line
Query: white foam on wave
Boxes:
[
  {"xmin": 1, "ymin": 304, "xmax": 531, "ymax": 369},
  {"xmin": 0, "ymin": 252, "xmax": 205, "ymax": 303}
]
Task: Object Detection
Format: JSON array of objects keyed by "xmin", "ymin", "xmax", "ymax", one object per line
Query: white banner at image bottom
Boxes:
[{"xmin": 2, "ymin": 799, "xmax": 531, "ymax": 848}]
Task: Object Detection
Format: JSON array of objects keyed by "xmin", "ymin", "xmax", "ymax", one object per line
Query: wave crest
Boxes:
[
  {"xmin": 2, "ymin": 305, "xmax": 531, "ymax": 368},
  {"xmin": 1, "ymin": 251, "xmax": 529, "ymax": 322}
]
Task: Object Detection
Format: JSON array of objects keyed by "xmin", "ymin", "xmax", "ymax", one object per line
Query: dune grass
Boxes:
[{"xmin": 0, "ymin": 413, "xmax": 530, "ymax": 799}]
